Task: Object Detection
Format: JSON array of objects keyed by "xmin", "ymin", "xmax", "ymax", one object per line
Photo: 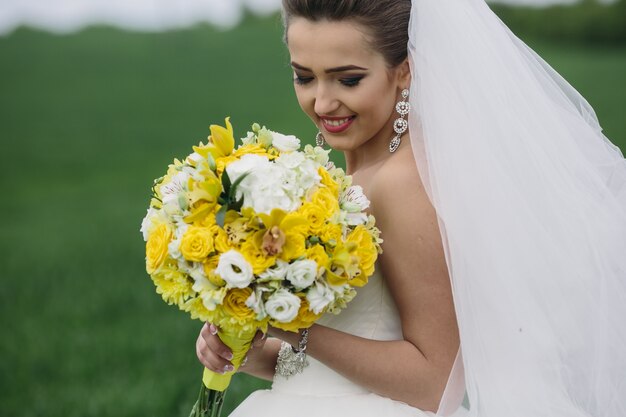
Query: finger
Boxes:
[
  {"xmin": 251, "ymin": 330, "xmax": 267, "ymax": 349},
  {"xmin": 196, "ymin": 335, "xmax": 234, "ymax": 374},
  {"xmin": 200, "ymin": 323, "xmax": 233, "ymax": 361}
]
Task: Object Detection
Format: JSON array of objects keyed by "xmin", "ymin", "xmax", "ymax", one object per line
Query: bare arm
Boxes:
[{"xmin": 270, "ymin": 149, "xmax": 459, "ymax": 411}]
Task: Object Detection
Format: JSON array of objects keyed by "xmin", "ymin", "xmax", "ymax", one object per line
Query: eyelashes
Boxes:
[{"xmin": 293, "ymin": 75, "xmax": 365, "ymax": 88}]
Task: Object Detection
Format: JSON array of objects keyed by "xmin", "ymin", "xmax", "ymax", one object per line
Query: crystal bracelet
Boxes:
[{"xmin": 274, "ymin": 328, "xmax": 309, "ymax": 378}]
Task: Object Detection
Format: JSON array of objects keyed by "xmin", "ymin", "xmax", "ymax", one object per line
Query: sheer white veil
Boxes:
[{"xmin": 406, "ymin": 1, "xmax": 626, "ymax": 416}]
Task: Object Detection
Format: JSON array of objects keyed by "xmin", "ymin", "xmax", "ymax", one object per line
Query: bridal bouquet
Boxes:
[{"xmin": 140, "ymin": 118, "xmax": 381, "ymax": 416}]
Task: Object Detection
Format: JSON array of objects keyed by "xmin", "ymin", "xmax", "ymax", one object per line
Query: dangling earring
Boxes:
[
  {"xmin": 316, "ymin": 131, "xmax": 326, "ymax": 147},
  {"xmin": 389, "ymin": 88, "xmax": 410, "ymax": 153}
]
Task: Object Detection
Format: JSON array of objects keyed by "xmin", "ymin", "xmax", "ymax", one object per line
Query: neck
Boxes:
[{"xmin": 344, "ymin": 129, "xmax": 410, "ymax": 175}]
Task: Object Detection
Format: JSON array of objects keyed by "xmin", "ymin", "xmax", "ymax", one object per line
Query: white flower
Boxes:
[
  {"xmin": 215, "ymin": 250, "xmax": 254, "ymax": 288},
  {"xmin": 167, "ymin": 223, "xmax": 189, "ymax": 260},
  {"xmin": 192, "ymin": 275, "xmax": 225, "ymax": 311},
  {"xmin": 340, "ymin": 185, "xmax": 370, "ymax": 212},
  {"xmin": 245, "ymin": 286, "xmax": 271, "ymax": 320},
  {"xmin": 140, "ymin": 208, "xmax": 158, "ymax": 241},
  {"xmin": 306, "ymin": 281, "xmax": 335, "ymax": 314},
  {"xmin": 225, "ymin": 153, "xmax": 270, "ymax": 184},
  {"xmin": 257, "ymin": 259, "xmax": 289, "ymax": 282},
  {"xmin": 241, "ymin": 131, "xmax": 256, "ymax": 146},
  {"xmin": 271, "ymin": 131, "xmax": 300, "ymax": 152},
  {"xmin": 286, "ymin": 259, "xmax": 318, "ymax": 289},
  {"xmin": 265, "ymin": 289, "xmax": 301, "ymax": 323}
]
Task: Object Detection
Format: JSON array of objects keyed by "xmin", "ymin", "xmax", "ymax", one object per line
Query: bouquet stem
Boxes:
[{"xmin": 189, "ymin": 382, "xmax": 226, "ymax": 417}]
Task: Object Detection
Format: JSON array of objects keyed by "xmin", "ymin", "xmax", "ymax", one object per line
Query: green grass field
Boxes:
[{"xmin": 0, "ymin": 14, "xmax": 624, "ymax": 417}]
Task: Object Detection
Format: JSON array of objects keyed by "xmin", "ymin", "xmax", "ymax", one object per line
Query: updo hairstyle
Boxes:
[{"xmin": 281, "ymin": 0, "xmax": 412, "ymax": 68}]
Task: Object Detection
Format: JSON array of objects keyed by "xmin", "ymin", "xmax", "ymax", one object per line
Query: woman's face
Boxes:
[{"xmin": 286, "ymin": 18, "xmax": 409, "ymax": 153}]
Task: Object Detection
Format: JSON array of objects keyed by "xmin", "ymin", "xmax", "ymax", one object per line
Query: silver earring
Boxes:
[
  {"xmin": 389, "ymin": 89, "xmax": 410, "ymax": 153},
  {"xmin": 315, "ymin": 131, "xmax": 326, "ymax": 147}
]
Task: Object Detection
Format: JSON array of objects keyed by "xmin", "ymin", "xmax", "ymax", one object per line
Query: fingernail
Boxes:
[
  {"xmin": 225, "ymin": 351, "xmax": 233, "ymax": 360},
  {"xmin": 261, "ymin": 332, "xmax": 267, "ymax": 340},
  {"xmin": 223, "ymin": 365, "xmax": 234, "ymax": 373},
  {"xmin": 209, "ymin": 324, "xmax": 218, "ymax": 335}
]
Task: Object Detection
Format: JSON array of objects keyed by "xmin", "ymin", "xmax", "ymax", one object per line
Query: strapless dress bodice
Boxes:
[{"xmin": 271, "ymin": 268, "xmax": 404, "ymax": 396}]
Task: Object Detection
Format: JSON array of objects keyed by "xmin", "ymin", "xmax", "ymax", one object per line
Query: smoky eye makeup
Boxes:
[{"xmin": 339, "ymin": 75, "xmax": 366, "ymax": 87}]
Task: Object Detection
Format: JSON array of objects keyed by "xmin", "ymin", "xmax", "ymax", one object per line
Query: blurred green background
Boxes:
[{"xmin": 1, "ymin": 3, "xmax": 625, "ymax": 416}]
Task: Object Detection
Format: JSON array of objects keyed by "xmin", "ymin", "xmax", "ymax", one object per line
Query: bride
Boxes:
[{"xmin": 196, "ymin": 1, "xmax": 626, "ymax": 416}]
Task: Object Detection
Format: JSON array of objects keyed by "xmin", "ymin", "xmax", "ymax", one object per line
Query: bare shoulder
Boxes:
[{"xmin": 368, "ymin": 146, "xmax": 458, "ymax": 366}]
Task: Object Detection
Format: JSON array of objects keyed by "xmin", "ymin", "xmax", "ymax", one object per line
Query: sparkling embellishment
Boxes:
[
  {"xmin": 393, "ymin": 118, "xmax": 408, "ymax": 134},
  {"xmin": 395, "ymin": 101, "xmax": 410, "ymax": 116},
  {"xmin": 389, "ymin": 89, "xmax": 410, "ymax": 153},
  {"xmin": 315, "ymin": 132, "xmax": 325, "ymax": 147},
  {"xmin": 389, "ymin": 136, "xmax": 401, "ymax": 153},
  {"xmin": 275, "ymin": 328, "xmax": 310, "ymax": 378}
]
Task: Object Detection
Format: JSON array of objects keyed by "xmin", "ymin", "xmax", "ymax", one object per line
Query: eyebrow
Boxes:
[{"xmin": 291, "ymin": 62, "xmax": 368, "ymax": 74}]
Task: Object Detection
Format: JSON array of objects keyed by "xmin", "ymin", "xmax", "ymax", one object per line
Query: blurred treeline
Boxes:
[{"xmin": 492, "ymin": 0, "xmax": 626, "ymax": 44}]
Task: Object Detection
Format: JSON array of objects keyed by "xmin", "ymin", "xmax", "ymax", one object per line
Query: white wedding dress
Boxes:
[{"xmin": 229, "ymin": 267, "xmax": 469, "ymax": 417}]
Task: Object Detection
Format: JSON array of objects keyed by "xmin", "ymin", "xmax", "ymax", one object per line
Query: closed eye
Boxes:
[
  {"xmin": 294, "ymin": 75, "xmax": 313, "ymax": 85},
  {"xmin": 340, "ymin": 76, "xmax": 365, "ymax": 87}
]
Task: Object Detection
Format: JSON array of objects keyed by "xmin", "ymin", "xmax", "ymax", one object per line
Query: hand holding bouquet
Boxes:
[{"xmin": 140, "ymin": 118, "xmax": 382, "ymax": 416}]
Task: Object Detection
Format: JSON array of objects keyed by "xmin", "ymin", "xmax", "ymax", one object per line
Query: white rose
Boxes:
[
  {"xmin": 271, "ymin": 131, "xmax": 300, "ymax": 152},
  {"xmin": 265, "ymin": 289, "xmax": 301, "ymax": 323},
  {"xmin": 306, "ymin": 282, "xmax": 335, "ymax": 314},
  {"xmin": 215, "ymin": 250, "xmax": 254, "ymax": 288},
  {"xmin": 286, "ymin": 260, "xmax": 318, "ymax": 289}
]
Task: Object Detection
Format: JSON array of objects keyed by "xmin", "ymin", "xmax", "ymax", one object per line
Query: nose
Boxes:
[{"xmin": 313, "ymin": 83, "xmax": 339, "ymax": 116}]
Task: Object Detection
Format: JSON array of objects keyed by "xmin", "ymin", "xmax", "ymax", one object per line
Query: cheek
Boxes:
[{"xmin": 294, "ymin": 87, "xmax": 316, "ymax": 119}]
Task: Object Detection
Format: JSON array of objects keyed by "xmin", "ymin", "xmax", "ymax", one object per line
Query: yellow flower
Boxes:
[
  {"xmin": 184, "ymin": 172, "xmax": 222, "ymax": 224},
  {"xmin": 257, "ymin": 209, "xmax": 308, "ymax": 256},
  {"xmin": 183, "ymin": 297, "xmax": 215, "ymax": 323},
  {"xmin": 204, "ymin": 255, "xmax": 226, "ymax": 286},
  {"xmin": 306, "ymin": 244, "xmax": 330, "ymax": 269},
  {"xmin": 146, "ymin": 224, "xmax": 172, "ymax": 274},
  {"xmin": 319, "ymin": 167, "xmax": 339, "ymax": 198},
  {"xmin": 347, "ymin": 225, "xmax": 378, "ymax": 278},
  {"xmin": 151, "ymin": 260, "xmax": 194, "ymax": 306},
  {"xmin": 240, "ymin": 230, "xmax": 277, "ymax": 274},
  {"xmin": 193, "ymin": 117, "xmax": 235, "ymax": 161},
  {"xmin": 272, "ymin": 297, "xmax": 322, "ymax": 332},
  {"xmin": 222, "ymin": 288, "xmax": 256, "ymax": 323},
  {"xmin": 311, "ymin": 187, "xmax": 340, "ymax": 219},
  {"xmin": 327, "ymin": 241, "xmax": 361, "ymax": 285},
  {"xmin": 210, "ymin": 225, "xmax": 232, "ymax": 253},
  {"xmin": 180, "ymin": 226, "xmax": 215, "ymax": 262},
  {"xmin": 319, "ymin": 223, "xmax": 343, "ymax": 245},
  {"xmin": 298, "ymin": 202, "xmax": 326, "ymax": 235},
  {"xmin": 280, "ymin": 232, "xmax": 306, "ymax": 262}
]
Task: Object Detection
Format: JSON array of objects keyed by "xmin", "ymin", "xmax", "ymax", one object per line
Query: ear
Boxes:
[{"xmin": 396, "ymin": 58, "xmax": 411, "ymax": 89}]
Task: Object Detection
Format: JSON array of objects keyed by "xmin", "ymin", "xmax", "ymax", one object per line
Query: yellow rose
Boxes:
[
  {"xmin": 318, "ymin": 167, "xmax": 339, "ymax": 198},
  {"xmin": 319, "ymin": 223, "xmax": 343, "ymax": 245},
  {"xmin": 272, "ymin": 297, "xmax": 322, "ymax": 332},
  {"xmin": 240, "ymin": 230, "xmax": 277, "ymax": 274},
  {"xmin": 306, "ymin": 244, "xmax": 330, "ymax": 269},
  {"xmin": 211, "ymin": 225, "xmax": 232, "ymax": 253},
  {"xmin": 180, "ymin": 226, "xmax": 215, "ymax": 262},
  {"xmin": 299, "ymin": 202, "xmax": 326, "ymax": 234},
  {"xmin": 347, "ymin": 225, "xmax": 378, "ymax": 280},
  {"xmin": 146, "ymin": 224, "xmax": 172, "ymax": 274},
  {"xmin": 311, "ymin": 187, "xmax": 340, "ymax": 218},
  {"xmin": 222, "ymin": 288, "xmax": 256, "ymax": 322}
]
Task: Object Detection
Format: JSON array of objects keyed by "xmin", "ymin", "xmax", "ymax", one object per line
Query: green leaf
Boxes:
[{"xmin": 216, "ymin": 204, "xmax": 228, "ymax": 228}]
